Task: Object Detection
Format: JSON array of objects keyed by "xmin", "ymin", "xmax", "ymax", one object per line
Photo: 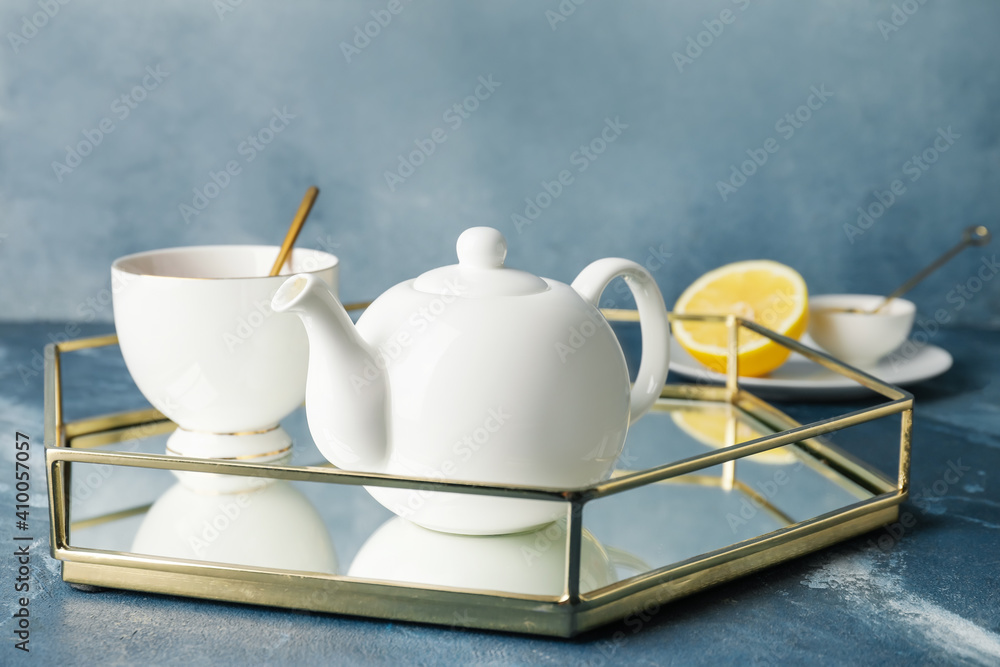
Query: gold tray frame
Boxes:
[{"xmin": 44, "ymin": 311, "xmax": 912, "ymax": 638}]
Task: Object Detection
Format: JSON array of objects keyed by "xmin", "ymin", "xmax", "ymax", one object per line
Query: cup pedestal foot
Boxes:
[{"xmin": 166, "ymin": 425, "xmax": 293, "ymax": 494}]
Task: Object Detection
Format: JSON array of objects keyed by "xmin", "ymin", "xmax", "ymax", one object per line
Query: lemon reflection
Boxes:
[{"xmin": 671, "ymin": 406, "xmax": 798, "ymax": 465}]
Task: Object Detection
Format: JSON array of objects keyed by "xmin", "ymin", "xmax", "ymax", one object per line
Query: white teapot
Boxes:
[
  {"xmin": 348, "ymin": 516, "xmax": 625, "ymax": 597},
  {"xmin": 272, "ymin": 227, "xmax": 670, "ymax": 534}
]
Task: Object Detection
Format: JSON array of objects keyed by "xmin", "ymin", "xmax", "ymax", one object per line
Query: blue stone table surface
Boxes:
[{"xmin": 1, "ymin": 321, "xmax": 998, "ymax": 666}]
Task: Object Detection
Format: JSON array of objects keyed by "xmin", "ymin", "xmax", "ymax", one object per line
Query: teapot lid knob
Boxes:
[
  {"xmin": 413, "ymin": 226, "xmax": 546, "ymax": 296},
  {"xmin": 457, "ymin": 227, "xmax": 506, "ymax": 269}
]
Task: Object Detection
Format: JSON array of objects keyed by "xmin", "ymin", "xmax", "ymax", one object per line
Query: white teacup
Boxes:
[
  {"xmin": 112, "ymin": 245, "xmax": 338, "ymax": 484},
  {"xmin": 808, "ymin": 294, "xmax": 916, "ymax": 368}
]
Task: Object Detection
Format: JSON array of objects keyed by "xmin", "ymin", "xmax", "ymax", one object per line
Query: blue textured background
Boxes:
[
  {"xmin": 1, "ymin": 0, "xmax": 999, "ymax": 325},
  {"xmin": 3, "ymin": 3, "xmax": 1000, "ymax": 661}
]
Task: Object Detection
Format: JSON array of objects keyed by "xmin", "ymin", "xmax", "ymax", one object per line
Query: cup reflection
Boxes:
[{"xmin": 131, "ymin": 476, "xmax": 337, "ymax": 574}]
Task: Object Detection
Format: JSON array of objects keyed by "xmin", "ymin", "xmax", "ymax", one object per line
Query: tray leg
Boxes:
[{"xmin": 68, "ymin": 582, "xmax": 107, "ymax": 593}]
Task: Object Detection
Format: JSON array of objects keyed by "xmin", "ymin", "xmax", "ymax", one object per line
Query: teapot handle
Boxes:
[{"xmin": 571, "ymin": 258, "xmax": 670, "ymax": 425}]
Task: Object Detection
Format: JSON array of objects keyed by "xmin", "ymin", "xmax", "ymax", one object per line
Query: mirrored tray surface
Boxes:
[{"xmin": 45, "ymin": 316, "xmax": 912, "ymax": 637}]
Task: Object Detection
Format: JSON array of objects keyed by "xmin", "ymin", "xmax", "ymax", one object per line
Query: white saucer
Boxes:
[{"xmin": 668, "ymin": 335, "xmax": 953, "ymax": 401}]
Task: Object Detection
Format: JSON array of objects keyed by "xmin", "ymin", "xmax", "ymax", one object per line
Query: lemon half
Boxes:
[{"xmin": 673, "ymin": 260, "xmax": 808, "ymax": 377}]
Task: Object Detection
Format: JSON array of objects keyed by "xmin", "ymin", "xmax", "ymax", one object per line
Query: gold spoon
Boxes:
[
  {"xmin": 825, "ymin": 225, "xmax": 991, "ymax": 314},
  {"xmin": 269, "ymin": 186, "xmax": 320, "ymax": 277}
]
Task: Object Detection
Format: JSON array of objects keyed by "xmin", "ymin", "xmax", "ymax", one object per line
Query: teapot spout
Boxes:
[{"xmin": 272, "ymin": 274, "xmax": 389, "ymax": 471}]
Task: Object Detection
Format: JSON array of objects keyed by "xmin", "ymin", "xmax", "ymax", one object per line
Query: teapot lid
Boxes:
[{"xmin": 413, "ymin": 227, "xmax": 548, "ymax": 297}]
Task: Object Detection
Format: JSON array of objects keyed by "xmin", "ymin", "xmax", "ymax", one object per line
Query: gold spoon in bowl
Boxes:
[
  {"xmin": 823, "ymin": 224, "xmax": 991, "ymax": 314},
  {"xmin": 269, "ymin": 186, "xmax": 320, "ymax": 277}
]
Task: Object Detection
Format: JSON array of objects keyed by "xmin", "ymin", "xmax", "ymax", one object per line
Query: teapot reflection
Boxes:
[
  {"xmin": 131, "ymin": 474, "xmax": 337, "ymax": 574},
  {"xmin": 349, "ymin": 516, "xmax": 647, "ymax": 597}
]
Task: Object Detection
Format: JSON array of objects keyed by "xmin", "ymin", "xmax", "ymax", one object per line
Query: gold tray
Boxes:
[{"xmin": 44, "ymin": 312, "xmax": 911, "ymax": 638}]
